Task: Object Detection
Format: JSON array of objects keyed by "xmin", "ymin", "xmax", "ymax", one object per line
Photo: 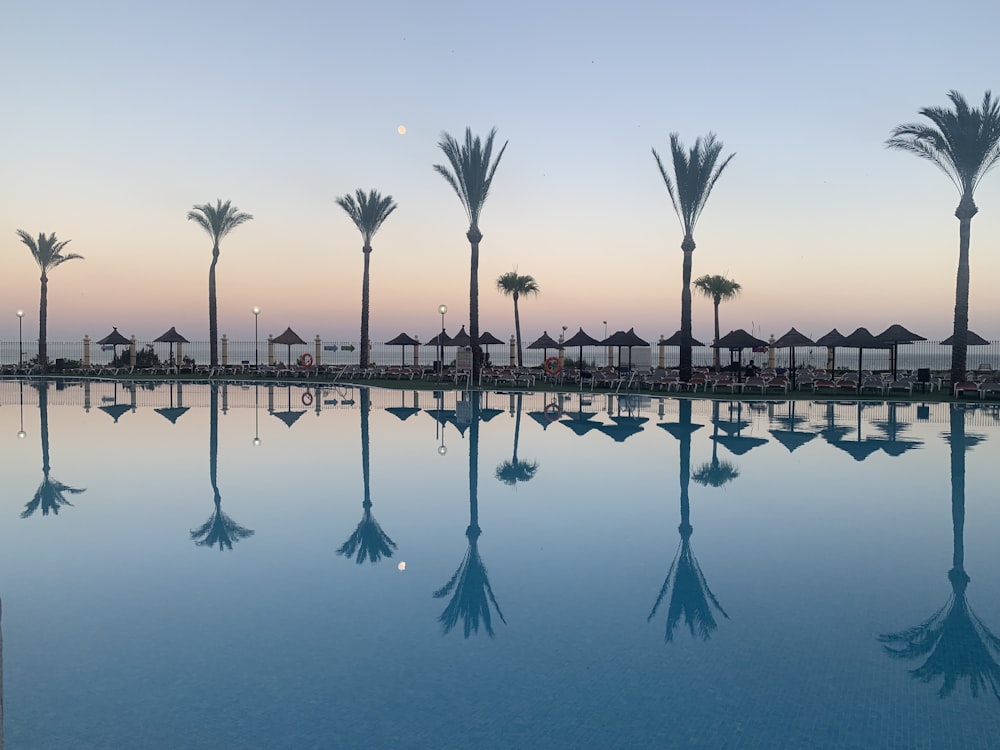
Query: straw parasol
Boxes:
[
  {"xmin": 527, "ymin": 331, "xmax": 561, "ymax": 361},
  {"xmin": 600, "ymin": 328, "xmax": 650, "ymax": 371},
  {"xmin": 715, "ymin": 329, "xmax": 768, "ymax": 377},
  {"xmin": 772, "ymin": 327, "xmax": 816, "ymax": 388},
  {"xmin": 97, "ymin": 327, "xmax": 131, "ymax": 361},
  {"xmin": 562, "ymin": 327, "xmax": 600, "ymax": 370},
  {"xmin": 840, "ymin": 327, "xmax": 888, "ymax": 393},
  {"xmin": 877, "ymin": 324, "xmax": 926, "ymax": 381},
  {"xmin": 385, "ymin": 332, "xmax": 420, "ymax": 365},
  {"xmin": 153, "ymin": 326, "xmax": 189, "ymax": 364},
  {"xmin": 272, "ymin": 327, "xmax": 307, "ymax": 365}
]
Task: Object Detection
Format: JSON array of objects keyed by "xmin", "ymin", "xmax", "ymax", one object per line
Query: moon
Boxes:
[
  {"xmin": 397, "ymin": 125, "xmax": 406, "ymax": 135},
  {"xmin": 397, "ymin": 561, "xmax": 406, "ymax": 571}
]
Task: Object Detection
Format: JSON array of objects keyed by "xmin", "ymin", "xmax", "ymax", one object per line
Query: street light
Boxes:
[
  {"xmin": 252, "ymin": 306, "xmax": 261, "ymax": 370},
  {"xmin": 16, "ymin": 309, "xmax": 24, "ymax": 369},
  {"xmin": 438, "ymin": 304, "xmax": 448, "ymax": 376}
]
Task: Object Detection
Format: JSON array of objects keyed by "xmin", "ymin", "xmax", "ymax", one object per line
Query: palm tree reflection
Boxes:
[
  {"xmin": 495, "ymin": 393, "xmax": 538, "ymax": 487},
  {"xmin": 879, "ymin": 405, "xmax": 1000, "ymax": 699},
  {"xmin": 652, "ymin": 399, "xmax": 728, "ymax": 641},
  {"xmin": 339, "ymin": 389, "xmax": 397, "ymax": 564},
  {"xmin": 435, "ymin": 391, "xmax": 506, "ymax": 637},
  {"xmin": 693, "ymin": 401, "xmax": 740, "ymax": 488},
  {"xmin": 191, "ymin": 384, "xmax": 254, "ymax": 551},
  {"xmin": 22, "ymin": 381, "xmax": 85, "ymax": 518}
]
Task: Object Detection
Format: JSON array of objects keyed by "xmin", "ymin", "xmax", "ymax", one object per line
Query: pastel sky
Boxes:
[{"xmin": 2, "ymin": 0, "xmax": 999, "ymax": 346}]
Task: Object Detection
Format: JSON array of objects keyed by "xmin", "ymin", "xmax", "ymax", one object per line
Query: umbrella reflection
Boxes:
[
  {"xmin": 339, "ymin": 389, "xmax": 397, "ymax": 564},
  {"xmin": 191, "ymin": 384, "xmax": 254, "ymax": 551},
  {"xmin": 434, "ymin": 392, "xmax": 506, "ymax": 637},
  {"xmin": 879, "ymin": 405, "xmax": 1000, "ymax": 700},
  {"xmin": 22, "ymin": 381, "xmax": 85, "ymax": 518}
]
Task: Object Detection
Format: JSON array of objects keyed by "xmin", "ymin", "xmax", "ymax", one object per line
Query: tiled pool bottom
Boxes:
[{"xmin": 1, "ymin": 383, "xmax": 999, "ymax": 748}]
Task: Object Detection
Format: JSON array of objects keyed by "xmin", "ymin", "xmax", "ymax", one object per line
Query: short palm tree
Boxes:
[
  {"xmin": 887, "ymin": 91, "xmax": 1000, "ymax": 387},
  {"xmin": 653, "ymin": 134, "xmax": 735, "ymax": 381},
  {"xmin": 693, "ymin": 274, "xmax": 741, "ymax": 371},
  {"xmin": 15, "ymin": 230, "xmax": 84, "ymax": 371},
  {"xmin": 496, "ymin": 270, "xmax": 539, "ymax": 367},
  {"xmin": 187, "ymin": 199, "xmax": 254, "ymax": 367},
  {"xmin": 335, "ymin": 190, "xmax": 398, "ymax": 369},
  {"xmin": 435, "ymin": 127, "xmax": 508, "ymax": 382}
]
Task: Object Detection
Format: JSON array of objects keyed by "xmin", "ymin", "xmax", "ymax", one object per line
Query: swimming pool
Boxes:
[{"xmin": 2, "ymin": 380, "xmax": 999, "ymax": 748}]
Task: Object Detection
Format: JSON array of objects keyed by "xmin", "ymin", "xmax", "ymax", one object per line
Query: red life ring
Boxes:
[
  {"xmin": 301, "ymin": 352, "xmax": 314, "ymax": 367},
  {"xmin": 544, "ymin": 356, "xmax": 562, "ymax": 376},
  {"xmin": 544, "ymin": 402, "xmax": 562, "ymax": 421},
  {"xmin": 302, "ymin": 391, "xmax": 314, "ymax": 406}
]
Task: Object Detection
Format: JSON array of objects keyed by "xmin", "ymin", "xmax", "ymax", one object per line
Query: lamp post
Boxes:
[
  {"xmin": 16, "ymin": 310, "xmax": 24, "ymax": 369},
  {"xmin": 438, "ymin": 304, "xmax": 447, "ymax": 376},
  {"xmin": 252, "ymin": 306, "xmax": 261, "ymax": 370}
]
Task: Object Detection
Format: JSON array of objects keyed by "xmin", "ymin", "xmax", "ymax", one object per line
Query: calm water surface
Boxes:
[{"xmin": 2, "ymin": 380, "xmax": 1000, "ymax": 749}]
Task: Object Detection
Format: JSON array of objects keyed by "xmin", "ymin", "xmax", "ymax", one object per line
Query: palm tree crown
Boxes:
[
  {"xmin": 336, "ymin": 189, "xmax": 398, "ymax": 368},
  {"xmin": 652, "ymin": 133, "xmax": 734, "ymax": 381},
  {"xmin": 434, "ymin": 127, "xmax": 508, "ymax": 382},
  {"xmin": 694, "ymin": 273, "xmax": 742, "ymax": 371},
  {"xmin": 16, "ymin": 230, "xmax": 84, "ymax": 370},
  {"xmin": 187, "ymin": 199, "xmax": 253, "ymax": 367},
  {"xmin": 887, "ymin": 91, "xmax": 1000, "ymax": 386},
  {"xmin": 496, "ymin": 270, "xmax": 539, "ymax": 368}
]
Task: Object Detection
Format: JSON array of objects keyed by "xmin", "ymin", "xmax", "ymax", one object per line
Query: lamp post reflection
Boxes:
[
  {"xmin": 17, "ymin": 381, "xmax": 26, "ymax": 439},
  {"xmin": 253, "ymin": 384, "xmax": 261, "ymax": 446}
]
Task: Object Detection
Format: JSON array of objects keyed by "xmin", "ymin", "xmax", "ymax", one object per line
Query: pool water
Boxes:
[{"xmin": 2, "ymin": 381, "xmax": 999, "ymax": 749}]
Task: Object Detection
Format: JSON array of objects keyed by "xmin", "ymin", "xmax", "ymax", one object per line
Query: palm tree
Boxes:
[
  {"xmin": 22, "ymin": 381, "xmax": 85, "ymax": 518},
  {"xmin": 339, "ymin": 389, "xmax": 397, "ymax": 564},
  {"xmin": 187, "ymin": 199, "xmax": 254, "ymax": 367},
  {"xmin": 653, "ymin": 134, "xmax": 735, "ymax": 381},
  {"xmin": 886, "ymin": 91, "xmax": 1000, "ymax": 387},
  {"xmin": 693, "ymin": 274, "xmax": 741, "ymax": 371},
  {"xmin": 335, "ymin": 190, "xmax": 398, "ymax": 369},
  {"xmin": 191, "ymin": 384, "xmax": 254, "ymax": 551},
  {"xmin": 693, "ymin": 403, "xmax": 740, "ymax": 488},
  {"xmin": 495, "ymin": 270, "xmax": 539, "ymax": 368},
  {"xmin": 434, "ymin": 127, "xmax": 508, "ymax": 382},
  {"xmin": 15, "ymin": 231, "xmax": 84, "ymax": 372}
]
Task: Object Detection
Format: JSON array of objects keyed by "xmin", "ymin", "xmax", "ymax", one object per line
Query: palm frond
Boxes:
[
  {"xmin": 188, "ymin": 198, "xmax": 254, "ymax": 244},
  {"xmin": 434, "ymin": 127, "xmax": 507, "ymax": 227},
  {"xmin": 335, "ymin": 188, "xmax": 398, "ymax": 246}
]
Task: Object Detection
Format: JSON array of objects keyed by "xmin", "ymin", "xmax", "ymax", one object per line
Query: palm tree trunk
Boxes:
[
  {"xmin": 208, "ymin": 245, "xmax": 220, "ymax": 367},
  {"xmin": 712, "ymin": 296, "xmax": 721, "ymax": 371},
  {"xmin": 468, "ymin": 227, "xmax": 482, "ymax": 382},
  {"xmin": 679, "ymin": 235, "xmax": 695, "ymax": 381},
  {"xmin": 950, "ymin": 197, "xmax": 976, "ymax": 387},
  {"xmin": 512, "ymin": 292, "xmax": 523, "ymax": 367},
  {"xmin": 360, "ymin": 247, "xmax": 372, "ymax": 368},
  {"xmin": 38, "ymin": 272, "xmax": 48, "ymax": 371}
]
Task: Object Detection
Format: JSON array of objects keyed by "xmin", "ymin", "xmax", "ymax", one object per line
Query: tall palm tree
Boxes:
[
  {"xmin": 434, "ymin": 127, "xmax": 508, "ymax": 382},
  {"xmin": 335, "ymin": 190, "xmax": 398, "ymax": 369},
  {"xmin": 693, "ymin": 274, "xmax": 741, "ymax": 371},
  {"xmin": 653, "ymin": 134, "xmax": 735, "ymax": 381},
  {"xmin": 15, "ymin": 231, "xmax": 84, "ymax": 372},
  {"xmin": 339, "ymin": 389, "xmax": 397, "ymax": 564},
  {"xmin": 496, "ymin": 270, "xmax": 539, "ymax": 367},
  {"xmin": 187, "ymin": 199, "xmax": 254, "ymax": 367},
  {"xmin": 887, "ymin": 91, "xmax": 1000, "ymax": 387}
]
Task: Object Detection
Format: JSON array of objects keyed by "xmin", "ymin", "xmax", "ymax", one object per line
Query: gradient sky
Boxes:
[{"xmin": 2, "ymin": 0, "xmax": 999, "ymax": 346}]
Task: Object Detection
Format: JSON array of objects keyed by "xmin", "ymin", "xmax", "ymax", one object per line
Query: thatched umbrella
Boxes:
[
  {"xmin": 272, "ymin": 326, "xmax": 307, "ymax": 365},
  {"xmin": 715, "ymin": 329, "xmax": 768, "ymax": 378},
  {"xmin": 385, "ymin": 332, "xmax": 420, "ymax": 366},
  {"xmin": 339, "ymin": 390, "xmax": 396, "ymax": 564},
  {"xmin": 527, "ymin": 331, "xmax": 561, "ymax": 363},
  {"xmin": 840, "ymin": 327, "xmax": 889, "ymax": 393},
  {"xmin": 660, "ymin": 330, "xmax": 706, "ymax": 370},
  {"xmin": 600, "ymin": 328, "xmax": 650, "ymax": 371},
  {"xmin": 97, "ymin": 326, "xmax": 131, "ymax": 362},
  {"xmin": 772, "ymin": 327, "xmax": 816, "ymax": 388},
  {"xmin": 562, "ymin": 327, "xmax": 601, "ymax": 370},
  {"xmin": 153, "ymin": 326, "xmax": 189, "ymax": 365},
  {"xmin": 877, "ymin": 324, "xmax": 926, "ymax": 381},
  {"xmin": 815, "ymin": 328, "xmax": 847, "ymax": 374},
  {"xmin": 479, "ymin": 331, "xmax": 504, "ymax": 365}
]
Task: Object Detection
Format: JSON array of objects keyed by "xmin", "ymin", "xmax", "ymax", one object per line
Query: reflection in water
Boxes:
[
  {"xmin": 1, "ymin": 596, "xmax": 4, "ymax": 750},
  {"xmin": 22, "ymin": 381, "xmax": 85, "ymax": 518},
  {"xmin": 693, "ymin": 401, "xmax": 740, "ymax": 488},
  {"xmin": 434, "ymin": 392, "xmax": 506, "ymax": 637},
  {"xmin": 191, "ymin": 384, "xmax": 255, "ymax": 551},
  {"xmin": 879, "ymin": 405, "xmax": 1000, "ymax": 700},
  {"xmin": 652, "ymin": 400, "xmax": 728, "ymax": 641},
  {"xmin": 495, "ymin": 393, "xmax": 538, "ymax": 487},
  {"xmin": 338, "ymin": 389, "xmax": 397, "ymax": 564}
]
